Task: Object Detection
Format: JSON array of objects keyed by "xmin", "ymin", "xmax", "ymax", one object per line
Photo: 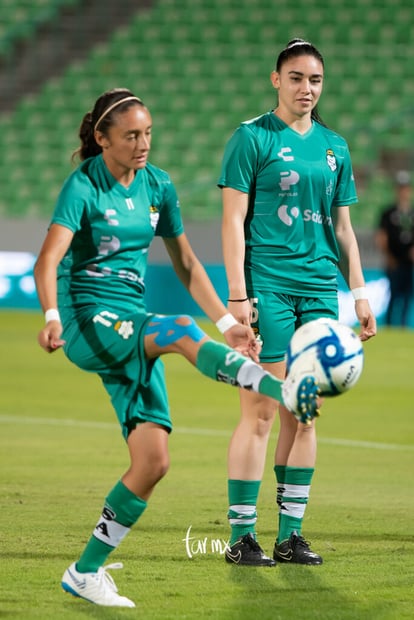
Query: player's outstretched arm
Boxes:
[{"xmin": 34, "ymin": 223, "xmax": 72, "ymax": 353}]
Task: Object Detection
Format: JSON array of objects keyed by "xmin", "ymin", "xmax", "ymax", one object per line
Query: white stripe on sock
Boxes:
[
  {"xmin": 280, "ymin": 501, "xmax": 306, "ymax": 519},
  {"xmin": 282, "ymin": 483, "xmax": 311, "ymax": 498},
  {"xmin": 93, "ymin": 517, "xmax": 130, "ymax": 547}
]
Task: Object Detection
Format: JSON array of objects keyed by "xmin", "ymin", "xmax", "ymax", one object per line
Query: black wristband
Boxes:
[{"xmin": 227, "ymin": 297, "xmax": 248, "ymax": 302}]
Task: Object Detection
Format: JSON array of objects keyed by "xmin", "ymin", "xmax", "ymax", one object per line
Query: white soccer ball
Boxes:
[{"xmin": 286, "ymin": 318, "xmax": 364, "ymax": 396}]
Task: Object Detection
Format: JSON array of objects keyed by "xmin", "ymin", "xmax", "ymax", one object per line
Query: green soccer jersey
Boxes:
[
  {"xmin": 218, "ymin": 112, "xmax": 358, "ymax": 296},
  {"xmin": 51, "ymin": 155, "xmax": 184, "ymax": 314}
]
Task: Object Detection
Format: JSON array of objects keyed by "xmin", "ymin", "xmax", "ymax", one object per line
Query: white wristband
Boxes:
[
  {"xmin": 351, "ymin": 287, "xmax": 368, "ymax": 301},
  {"xmin": 215, "ymin": 312, "xmax": 238, "ymax": 334},
  {"xmin": 45, "ymin": 308, "xmax": 61, "ymax": 324}
]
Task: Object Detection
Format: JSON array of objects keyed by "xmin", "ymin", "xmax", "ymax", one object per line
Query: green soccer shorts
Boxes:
[
  {"xmin": 61, "ymin": 306, "xmax": 172, "ymax": 439},
  {"xmin": 249, "ymin": 291, "xmax": 338, "ymax": 363}
]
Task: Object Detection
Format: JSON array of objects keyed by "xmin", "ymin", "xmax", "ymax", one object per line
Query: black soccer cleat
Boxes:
[
  {"xmin": 225, "ymin": 533, "xmax": 276, "ymax": 567},
  {"xmin": 273, "ymin": 531, "xmax": 323, "ymax": 565}
]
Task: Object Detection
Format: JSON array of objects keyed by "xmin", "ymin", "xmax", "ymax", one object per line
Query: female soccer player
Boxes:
[
  {"xmin": 34, "ymin": 88, "xmax": 318, "ymax": 607},
  {"xmin": 219, "ymin": 39, "xmax": 377, "ymax": 567}
]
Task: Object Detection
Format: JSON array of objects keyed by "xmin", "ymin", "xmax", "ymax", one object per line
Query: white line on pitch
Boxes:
[{"xmin": 0, "ymin": 414, "xmax": 413, "ymax": 452}]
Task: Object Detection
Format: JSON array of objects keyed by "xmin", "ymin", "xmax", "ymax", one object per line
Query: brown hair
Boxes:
[
  {"xmin": 276, "ymin": 38, "xmax": 326, "ymax": 126},
  {"xmin": 72, "ymin": 88, "xmax": 144, "ymax": 161}
]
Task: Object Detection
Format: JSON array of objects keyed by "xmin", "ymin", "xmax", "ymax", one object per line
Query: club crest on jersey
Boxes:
[
  {"xmin": 114, "ymin": 320, "xmax": 134, "ymax": 339},
  {"xmin": 149, "ymin": 205, "xmax": 160, "ymax": 230},
  {"xmin": 326, "ymin": 149, "xmax": 337, "ymax": 172}
]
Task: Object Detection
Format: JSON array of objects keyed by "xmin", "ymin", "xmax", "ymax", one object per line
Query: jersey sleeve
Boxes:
[
  {"xmin": 333, "ymin": 141, "xmax": 358, "ymax": 207},
  {"xmin": 51, "ymin": 170, "xmax": 92, "ymax": 232},
  {"xmin": 154, "ymin": 176, "xmax": 185, "ymax": 238},
  {"xmin": 218, "ymin": 124, "xmax": 259, "ymax": 193}
]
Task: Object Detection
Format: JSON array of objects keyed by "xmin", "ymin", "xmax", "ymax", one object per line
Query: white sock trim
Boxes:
[
  {"xmin": 236, "ymin": 360, "xmax": 266, "ymax": 391},
  {"xmin": 282, "ymin": 483, "xmax": 311, "ymax": 498},
  {"xmin": 280, "ymin": 502, "xmax": 307, "ymax": 519},
  {"xmin": 93, "ymin": 517, "xmax": 131, "ymax": 547}
]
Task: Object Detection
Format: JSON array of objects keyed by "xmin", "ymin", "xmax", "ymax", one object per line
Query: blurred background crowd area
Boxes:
[
  {"xmin": 1, "ymin": 0, "xmax": 414, "ymax": 223},
  {"xmin": 0, "ymin": 0, "xmax": 414, "ymax": 273}
]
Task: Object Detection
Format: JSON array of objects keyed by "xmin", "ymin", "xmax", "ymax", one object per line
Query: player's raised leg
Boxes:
[{"xmin": 144, "ymin": 315, "xmax": 320, "ymax": 423}]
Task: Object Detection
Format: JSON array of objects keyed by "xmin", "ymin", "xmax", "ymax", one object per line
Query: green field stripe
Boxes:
[{"xmin": 1, "ymin": 414, "xmax": 413, "ymax": 452}]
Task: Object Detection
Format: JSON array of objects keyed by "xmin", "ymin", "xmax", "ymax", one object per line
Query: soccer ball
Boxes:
[{"xmin": 286, "ymin": 318, "xmax": 364, "ymax": 396}]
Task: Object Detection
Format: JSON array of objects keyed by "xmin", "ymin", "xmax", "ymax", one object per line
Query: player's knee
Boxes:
[
  {"xmin": 242, "ymin": 400, "xmax": 277, "ymax": 436},
  {"xmin": 154, "ymin": 455, "xmax": 170, "ymax": 481},
  {"xmin": 296, "ymin": 418, "xmax": 316, "ymax": 433},
  {"xmin": 175, "ymin": 314, "xmax": 201, "ymax": 332},
  {"xmin": 256, "ymin": 413, "xmax": 275, "ymax": 437},
  {"xmin": 279, "ymin": 404, "xmax": 300, "ymax": 431},
  {"xmin": 174, "ymin": 314, "xmax": 195, "ymax": 326},
  {"xmin": 147, "ymin": 452, "xmax": 170, "ymax": 485},
  {"xmin": 172, "ymin": 314, "xmax": 207, "ymax": 346},
  {"xmin": 147, "ymin": 314, "xmax": 206, "ymax": 348},
  {"xmin": 251, "ymin": 404, "xmax": 276, "ymax": 437}
]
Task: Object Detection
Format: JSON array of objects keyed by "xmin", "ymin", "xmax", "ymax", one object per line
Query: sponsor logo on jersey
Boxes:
[
  {"xmin": 98, "ymin": 235, "xmax": 121, "ymax": 256},
  {"xmin": 277, "ymin": 205, "xmax": 300, "ymax": 226},
  {"xmin": 277, "ymin": 205, "xmax": 332, "ymax": 228},
  {"xmin": 279, "ymin": 170, "xmax": 300, "ymax": 191},
  {"xmin": 326, "ymin": 179, "xmax": 334, "ymax": 196},
  {"xmin": 303, "ymin": 209, "xmax": 332, "ymax": 226},
  {"xmin": 278, "ymin": 146, "xmax": 294, "ymax": 162}
]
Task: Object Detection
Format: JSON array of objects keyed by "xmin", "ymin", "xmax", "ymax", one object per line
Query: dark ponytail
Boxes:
[{"xmin": 72, "ymin": 111, "xmax": 102, "ymax": 162}]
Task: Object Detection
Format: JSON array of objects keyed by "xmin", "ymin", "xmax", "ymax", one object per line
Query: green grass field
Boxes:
[{"xmin": 1, "ymin": 311, "xmax": 413, "ymax": 619}]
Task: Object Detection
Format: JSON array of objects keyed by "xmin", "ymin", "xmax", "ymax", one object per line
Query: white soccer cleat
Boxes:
[
  {"xmin": 61, "ymin": 562, "xmax": 135, "ymax": 608},
  {"xmin": 282, "ymin": 365, "xmax": 320, "ymax": 425}
]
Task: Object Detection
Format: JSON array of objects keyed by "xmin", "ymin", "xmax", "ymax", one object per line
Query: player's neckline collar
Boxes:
[{"xmin": 271, "ymin": 112, "xmax": 314, "ymax": 137}]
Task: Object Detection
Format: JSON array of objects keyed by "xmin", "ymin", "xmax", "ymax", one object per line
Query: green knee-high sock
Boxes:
[
  {"xmin": 76, "ymin": 480, "xmax": 147, "ymax": 573},
  {"xmin": 274, "ymin": 465, "xmax": 314, "ymax": 544},
  {"xmin": 196, "ymin": 340, "xmax": 284, "ymax": 402},
  {"xmin": 228, "ymin": 479, "xmax": 261, "ymax": 545}
]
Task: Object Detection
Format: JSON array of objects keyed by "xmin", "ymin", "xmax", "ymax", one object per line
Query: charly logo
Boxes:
[
  {"xmin": 183, "ymin": 525, "xmax": 229, "ymax": 559},
  {"xmin": 104, "ymin": 208, "xmax": 119, "ymax": 227},
  {"xmin": 277, "ymin": 205, "xmax": 300, "ymax": 226},
  {"xmin": 277, "ymin": 146, "xmax": 294, "ymax": 162}
]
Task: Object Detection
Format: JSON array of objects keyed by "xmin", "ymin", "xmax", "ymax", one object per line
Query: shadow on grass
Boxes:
[{"xmin": 226, "ymin": 562, "xmax": 386, "ymax": 620}]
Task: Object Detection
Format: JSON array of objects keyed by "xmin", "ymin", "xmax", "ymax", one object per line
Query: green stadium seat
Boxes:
[
  {"xmin": 0, "ymin": 0, "xmax": 413, "ymax": 227},
  {"xmin": 0, "ymin": 0, "xmax": 83, "ymax": 57}
]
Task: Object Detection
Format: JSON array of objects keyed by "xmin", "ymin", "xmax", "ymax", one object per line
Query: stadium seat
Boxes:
[
  {"xmin": 0, "ymin": 0, "xmax": 413, "ymax": 229},
  {"xmin": 0, "ymin": 0, "xmax": 82, "ymax": 57}
]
